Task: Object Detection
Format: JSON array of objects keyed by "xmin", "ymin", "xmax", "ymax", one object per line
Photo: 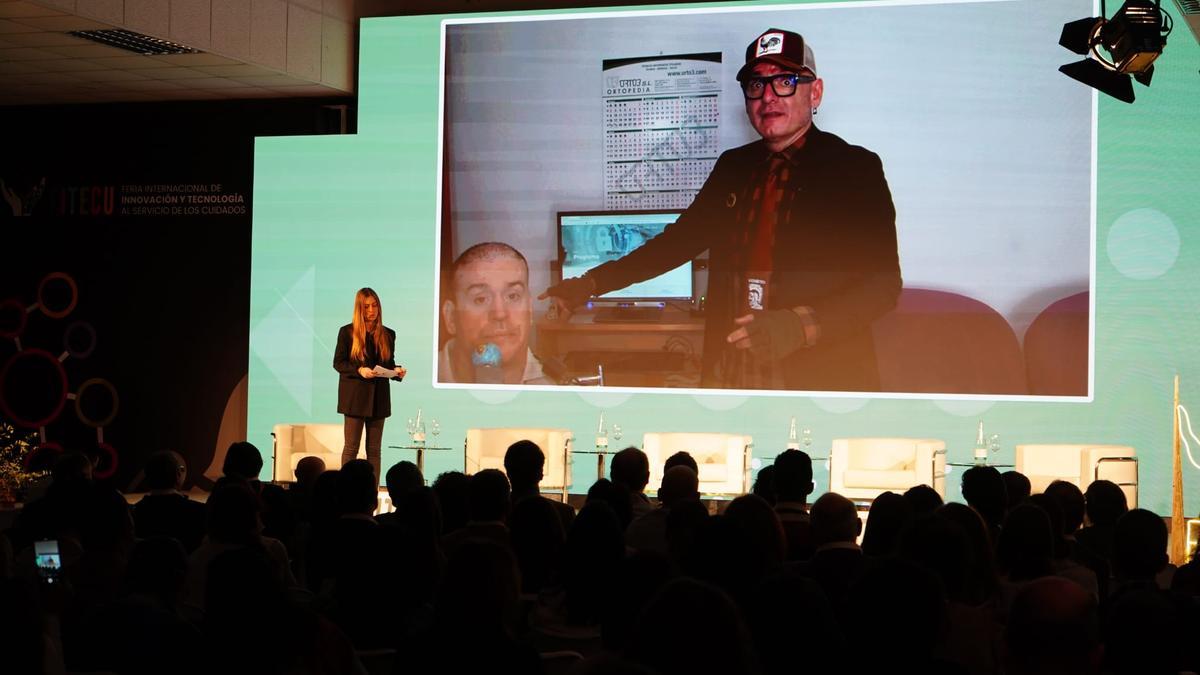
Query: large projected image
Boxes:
[{"xmin": 437, "ymin": 0, "xmax": 1094, "ymax": 397}]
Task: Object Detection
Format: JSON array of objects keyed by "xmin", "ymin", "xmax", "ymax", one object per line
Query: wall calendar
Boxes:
[{"xmin": 602, "ymin": 53, "xmax": 722, "ymax": 211}]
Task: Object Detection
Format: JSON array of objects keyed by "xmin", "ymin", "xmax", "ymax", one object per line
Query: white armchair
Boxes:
[
  {"xmin": 271, "ymin": 423, "xmax": 356, "ymax": 482},
  {"xmin": 465, "ymin": 428, "xmax": 573, "ymax": 495},
  {"xmin": 642, "ymin": 432, "xmax": 752, "ymax": 496},
  {"xmin": 829, "ymin": 438, "xmax": 947, "ymax": 501},
  {"xmin": 1015, "ymin": 444, "xmax": 1138, "ymax": 507}
]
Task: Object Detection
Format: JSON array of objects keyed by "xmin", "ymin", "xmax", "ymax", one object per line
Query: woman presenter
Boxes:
[{"xmin": 333, "ymin": 288, "xmax": 405, "ymax": 480}]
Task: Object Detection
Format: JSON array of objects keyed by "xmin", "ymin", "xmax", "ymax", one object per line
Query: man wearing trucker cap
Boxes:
[{"xmin": 542, "ymin": 28, "xmax": 901, "ymax": 391}]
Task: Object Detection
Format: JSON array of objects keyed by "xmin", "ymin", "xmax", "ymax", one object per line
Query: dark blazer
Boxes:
[
  {"xmin": 333, "ymin": 323, "xmax": 399, "ymax": 418},
  {"xmin": 588, "ymin": 127, "xmax": 901, "ymax": 391}
]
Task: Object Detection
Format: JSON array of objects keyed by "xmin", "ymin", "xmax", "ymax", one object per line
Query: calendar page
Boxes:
[{"xmin": 602, "ymin": 53, "xmax": 722, "ymax": 210}]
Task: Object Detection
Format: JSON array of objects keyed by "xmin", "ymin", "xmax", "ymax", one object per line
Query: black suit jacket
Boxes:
[
  {"xmin": 333, "ymin": 324, "xmax": 399, "ymax": 418},
  {"xmin": 589, "ymin": 127, "xmax": 901, "ymax": 391}
]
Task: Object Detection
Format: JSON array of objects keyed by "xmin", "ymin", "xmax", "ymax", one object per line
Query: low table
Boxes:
[
  {"xmin": 947, "ymin": 462, "xmax": 1015, "ymax": 468},
  {"xmin": 387, "ymin": 444, "xmax": 454, "ymax": 477}
]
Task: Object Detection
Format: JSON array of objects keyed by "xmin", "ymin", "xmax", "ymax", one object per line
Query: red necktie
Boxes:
[{"xmin": 743, "ymin": 153, "xmax": 787, "ymax": 313}]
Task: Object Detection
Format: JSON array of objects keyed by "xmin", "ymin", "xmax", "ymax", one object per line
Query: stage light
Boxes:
[{"xmin": 1059, "ymin": 0, "xmax": 1173, "ymax": 103}]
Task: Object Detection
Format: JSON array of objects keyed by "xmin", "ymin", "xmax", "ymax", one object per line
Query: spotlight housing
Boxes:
[{"xmin": 1059, "ymin": 0, "xmax": 1173, "ymax": 103}]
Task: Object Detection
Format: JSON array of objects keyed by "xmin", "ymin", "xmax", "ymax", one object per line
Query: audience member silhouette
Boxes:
[
  {"xmin": 771, "ymin": 449, "xmax": 814, "ymax": 561},
  {"xmin": 376, "ymin": 460, "xmax": 422, "ymax": 529},
  {"xmin": 383, "ymin": 485, "xmax": 444, "ymax": 613},
  {"xmin": 936, "ymin": 502, "xmax": 999, "ymax": 606},
  {"xmin": 442, "ymin": 468, "xmax": 512, "ymax": 555},
  {"xmin": 8, "ymin": 451, "xmax": 94, "ymax": 554},
  {"xmin": 59, "ymin": 486, "xmax": 137, "ymax": 669},
  {"xmin": 585, "ymin": 478, "xmax": 634, "ymax": 530},
  {"xmin": 610, "ymin": 447, "xmax": 653, "ymax": 519},
  {"xmin": 186, "ymin": 480, "xmax": 294, "ymax": 610},
  {"xmin": 384, "ymin": 459, "xmax": 423, "ymax": 501},
  {"xmin": 898, "ymin": 513, "xmax": 999, "ymax": 675},
  {"xmin": 903, "ymin": 483, "xmax": 944, "ymax": 514},
  {"xmin": 1043, "ymin": 479, "xmax": 1110, "ymax": 598},
  {"xmin": 843, "ymin": 558, "xmax": 953, "ymax": 675},
  {"xmin": 723, "ymin": 494, "xmax": 786, "ymax": 573},
  {"xmin": 0, "ymin": 577, "xmax": 64, "ymax": 675},
  {"xmin": 1110, "ymin": 507, "xmax": 1168, "ymax": 591},
  {"xmin": 70, "ymin": 486, "xmax": 135, "ymax": 605},
  {"xmin": 505, "ymin": 439, "xmax": 576, "ymax": 532},
  {"xmin": 410, "ymin": 539, "xmax": 541, "ymax": 674},
  {"xmin": 132, "ymin": 451, "xmax": 206, "ymax": 552},
  {"xmin": 795, "ymin": 492, "xmax": 865, "ymax": 607},
  {"xmin": 626, "ymin": 465, "xmax": 699, "ymax": 555},
  {"xmin": 510, "ymin": 494, "xmax": 565, "ymax": 594},
  {"xmin": 1076, "ymin": 479, "xmax": 1128, "ymax": 563},
  {"xmin": 623, "ymin": 577, "xmax": 760, "ymax": 675},
  {"xmin": 664, "ymin": 498, "xmax": 710, "ymax": 571},
  {"xmin": 1002, "ymin": 470, "xmax": 1032, "ymax": 512},
  {"xmin": 289, "ymin": 455, "xmax": 326, "ymax": 523},
  {"xmin": 859, "ymin": 490, "xmax": 911, "ymax": 558},
  {"xmin": 1029, "ymin": 493, "xmax": 1098, "ymax": 597},
  {"xmin": 1045, "ymin": 480, "xmax": 1086, "ymax": 536},
  {"xmin": 1004, "ymin": 576, "xmax": 1100, "ymax": 675},
  {"xmin": 683, "ymin": 511, "xmax": 768, "ymax": 604},
  {"xmin": 996, "ymin": 503, "xmax": 1056, "ymax": 607},
  {"xmin": 600, "ymin": 551, "xmax": 674, "ymax": 653},
  {"xmin": 750, "ymin": 464, "xmax": 777, "ymax": 506},
  {"xmin": 313, "ymin": 459, "xmax": 406, "ymax": 648},
  {"xmin": 1103, "ymin": 586, "xmax": 1185, "ymax": 675},
  {"xmin": 560, "ymin": 501, "xmax": 625, "ymax": 627},
  {"xmin": 295, "ymin": 455, "xmax": 327, "ymax": 485},
  {"xmin": 663, "ymin": 451, "xmax": 698, "ymax": 475},
  {"xmin": 74, "ymin": 536, "xmax": 202, "ymax": 675},
  {"xmin": 431, "ymin": 470, "xmax": 470, "ymax": 535},
  {"xmin": 204, "ymin": 546, "xmax": 361, "ymax": 675},
  {"xmin": 961, "ymin": 466, "xmax": 1008, "ymax": 542},
  {"xmin": 219, "ymin": 440, "xmax": 295, "ymax": 553},
  {"xmin": 745, "ymin": 570, "xmax": 842, "ymax": 675},
  {"xmin": 1171, "ymin": 542, "xmax": 1200, "ymax": 597}
]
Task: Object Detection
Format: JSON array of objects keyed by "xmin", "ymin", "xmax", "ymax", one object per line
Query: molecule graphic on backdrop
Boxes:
[{"xmin": 0, "ymin": 272, "xmax": 119, "ymax": 479}]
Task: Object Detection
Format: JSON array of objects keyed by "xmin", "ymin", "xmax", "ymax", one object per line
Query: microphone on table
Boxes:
[{"xmin": 472, "ymin": 343, "xmax": 504, "ymax": 384}]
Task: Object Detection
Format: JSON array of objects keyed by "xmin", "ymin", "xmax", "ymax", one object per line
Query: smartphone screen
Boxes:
[{"xmin": 34, "ymin": 539, "xmax": 61, "ymax": 583}]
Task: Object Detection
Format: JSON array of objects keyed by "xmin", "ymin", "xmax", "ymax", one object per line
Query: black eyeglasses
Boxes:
[{"xmin": 742, "ymin": 72, "xmax": 816, "ymax": 100}]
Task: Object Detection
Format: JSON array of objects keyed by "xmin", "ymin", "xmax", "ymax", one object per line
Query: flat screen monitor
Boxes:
[{"xmin": 558, "ymin": 210, "xmax": 692, "ymax": 302}]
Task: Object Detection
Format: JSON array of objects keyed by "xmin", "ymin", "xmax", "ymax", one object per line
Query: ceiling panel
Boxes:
[
  {"xmin": 10, "ymin": 15, "xmax": 110, "ymax": 31},
  {"xmin": 0, "ymin": 2, "xmax": 69, "ymax": 19},
  {"xmin": 0, "ymin": 30, "xmax": 88, "ymax": 46},
  {"xmin": 1, "ymin": 0, "xmax": 353, "ymax": 105}
]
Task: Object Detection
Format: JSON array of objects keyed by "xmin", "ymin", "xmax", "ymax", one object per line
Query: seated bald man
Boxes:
[{"xmin": 439, "ymin": 241, "xmax": 552, "ymax": 385}]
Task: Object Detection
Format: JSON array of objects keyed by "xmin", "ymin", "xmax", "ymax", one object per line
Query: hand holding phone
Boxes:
[{"xmin": 35, "ymin": 539, "xmax": 62, "ymax": 584}]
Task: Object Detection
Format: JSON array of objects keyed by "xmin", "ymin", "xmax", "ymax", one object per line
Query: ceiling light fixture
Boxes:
[{"xmin": 68, "ymin": 29, "xmax": 201, "ymax": 56}]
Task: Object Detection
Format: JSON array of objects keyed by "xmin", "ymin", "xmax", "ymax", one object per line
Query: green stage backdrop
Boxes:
[{"xmin": 250, "ymin": 0, "xmax": 1200, "ymax": 514}]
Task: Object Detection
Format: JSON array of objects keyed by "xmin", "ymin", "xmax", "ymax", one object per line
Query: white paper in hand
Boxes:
[{"xmin": 372, "ymin": 365, "xmax": 399, "ymax": 378}]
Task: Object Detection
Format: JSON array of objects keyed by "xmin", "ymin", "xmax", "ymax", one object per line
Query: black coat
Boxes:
[
  {"xmin": 589, "ymin": 127, "xmax": 901, "ymax": 391},
  {"xmin": 333, "ymin": 324, "xmax": 399, "ymax": 418}
]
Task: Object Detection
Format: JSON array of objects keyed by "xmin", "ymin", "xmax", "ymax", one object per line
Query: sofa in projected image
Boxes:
[
  {"xmin": 872, "ymin": 288, "xmax": 1089, "ymax": 396},
  {"xmin": 829, "ymin": 438, "xmax": 947, "ymax": 501},
  {"xmin": 1023, "ymin": 291, "xmax": 1089, "ymax": 396},
  {"xmin": 872, "ymin": 288, "xmax": 1027, "ymax": 395},
  {"xmin": 271, "ymin": 423, "xmax": 358, "ymax": 482},
  {"xmin": 642, "ymin": 432, "xmax": 753, "ymax": 496},
  {"xmin": 1016, "ymin": 443, "xmax": 1138, "ymax": 507}
]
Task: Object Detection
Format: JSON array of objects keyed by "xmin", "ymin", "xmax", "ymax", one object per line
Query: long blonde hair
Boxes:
[{"xmin": 351, "ymin": 287, "xmax": 391, "ymax": 362}]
